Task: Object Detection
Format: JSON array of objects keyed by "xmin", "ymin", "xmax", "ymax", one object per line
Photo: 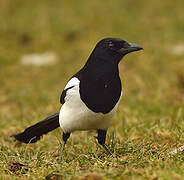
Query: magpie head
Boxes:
[{"xmin": 92, "ymin": 38, "xmax": 143, "ymax": 63}]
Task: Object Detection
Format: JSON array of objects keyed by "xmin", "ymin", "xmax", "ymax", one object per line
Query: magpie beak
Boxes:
[{"xmin": 119, "ymin": 43, "xmax": 143, "ymax": 54}]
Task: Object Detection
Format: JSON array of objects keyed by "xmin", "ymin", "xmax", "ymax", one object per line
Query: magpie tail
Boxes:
[{"xmin": 12, "ymin": 113, "xmax": 60, "ymax": 144}]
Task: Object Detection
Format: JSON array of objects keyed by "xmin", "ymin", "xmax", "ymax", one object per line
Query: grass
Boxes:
[{"xmin": 0, "ymin": 0, "xmax": 184, "ymax": 179}]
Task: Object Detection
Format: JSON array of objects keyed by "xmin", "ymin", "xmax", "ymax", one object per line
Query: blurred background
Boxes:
[{"xmin": 0, "ymin": 0, "xmax": 184, "ymax": 179}]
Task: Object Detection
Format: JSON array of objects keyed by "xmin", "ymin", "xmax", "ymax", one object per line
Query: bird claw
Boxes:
[{"xmin": 102, "ymin": 144, "xmax": 114, "ymax": 157}]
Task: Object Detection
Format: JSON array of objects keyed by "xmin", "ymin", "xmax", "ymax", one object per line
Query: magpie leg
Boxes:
[
  {"xmin": 97, "ymin": 130, "xmax": 113, "ymax": 156},
  {"xmin": 60, "ymin": 132, "xmax": 70, "ymax": 161}
]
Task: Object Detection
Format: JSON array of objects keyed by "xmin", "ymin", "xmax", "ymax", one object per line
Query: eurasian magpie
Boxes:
[{"xmin": 13, "ymin": 38, "xmax": 143, "ymax": 157}]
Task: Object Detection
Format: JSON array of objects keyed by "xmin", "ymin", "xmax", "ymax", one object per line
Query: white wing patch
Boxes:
[{"xmin": 64, "ymin": 77, "xmax": 80, "ymax": 90}]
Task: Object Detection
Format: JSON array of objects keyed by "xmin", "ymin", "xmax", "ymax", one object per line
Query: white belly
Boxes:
[{"xmin": 59, "ymin": 77, "xmax": 120, "ymax": 133}]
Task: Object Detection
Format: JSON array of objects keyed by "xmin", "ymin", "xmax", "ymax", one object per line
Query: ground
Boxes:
[{"xmin": 0, "ymin": 0, "xmax": 184, "ymax": 179}]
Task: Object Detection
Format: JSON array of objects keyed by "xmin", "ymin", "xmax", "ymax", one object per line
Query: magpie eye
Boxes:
[
  {"xmin": 109, "ymin": 42, "xmax": 114, "ymax": 47},
  {"xmin": 109, "ymin": 42, "xmax": 124, "ymax": 50}
]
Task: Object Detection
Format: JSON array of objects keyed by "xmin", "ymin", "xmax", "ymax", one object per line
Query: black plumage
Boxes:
[{"xmin": 75, "ymin": 63, "xmax": 121, "ymax": 114}]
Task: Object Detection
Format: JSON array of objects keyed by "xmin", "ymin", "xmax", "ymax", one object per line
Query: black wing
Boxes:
[
  {"xmin": 75, "ymin": 68, "xmax": 122, "ymax": 114},
  {"xmin": 60, "ymin": 86, "xmax": 74, "ymax": 104}
]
